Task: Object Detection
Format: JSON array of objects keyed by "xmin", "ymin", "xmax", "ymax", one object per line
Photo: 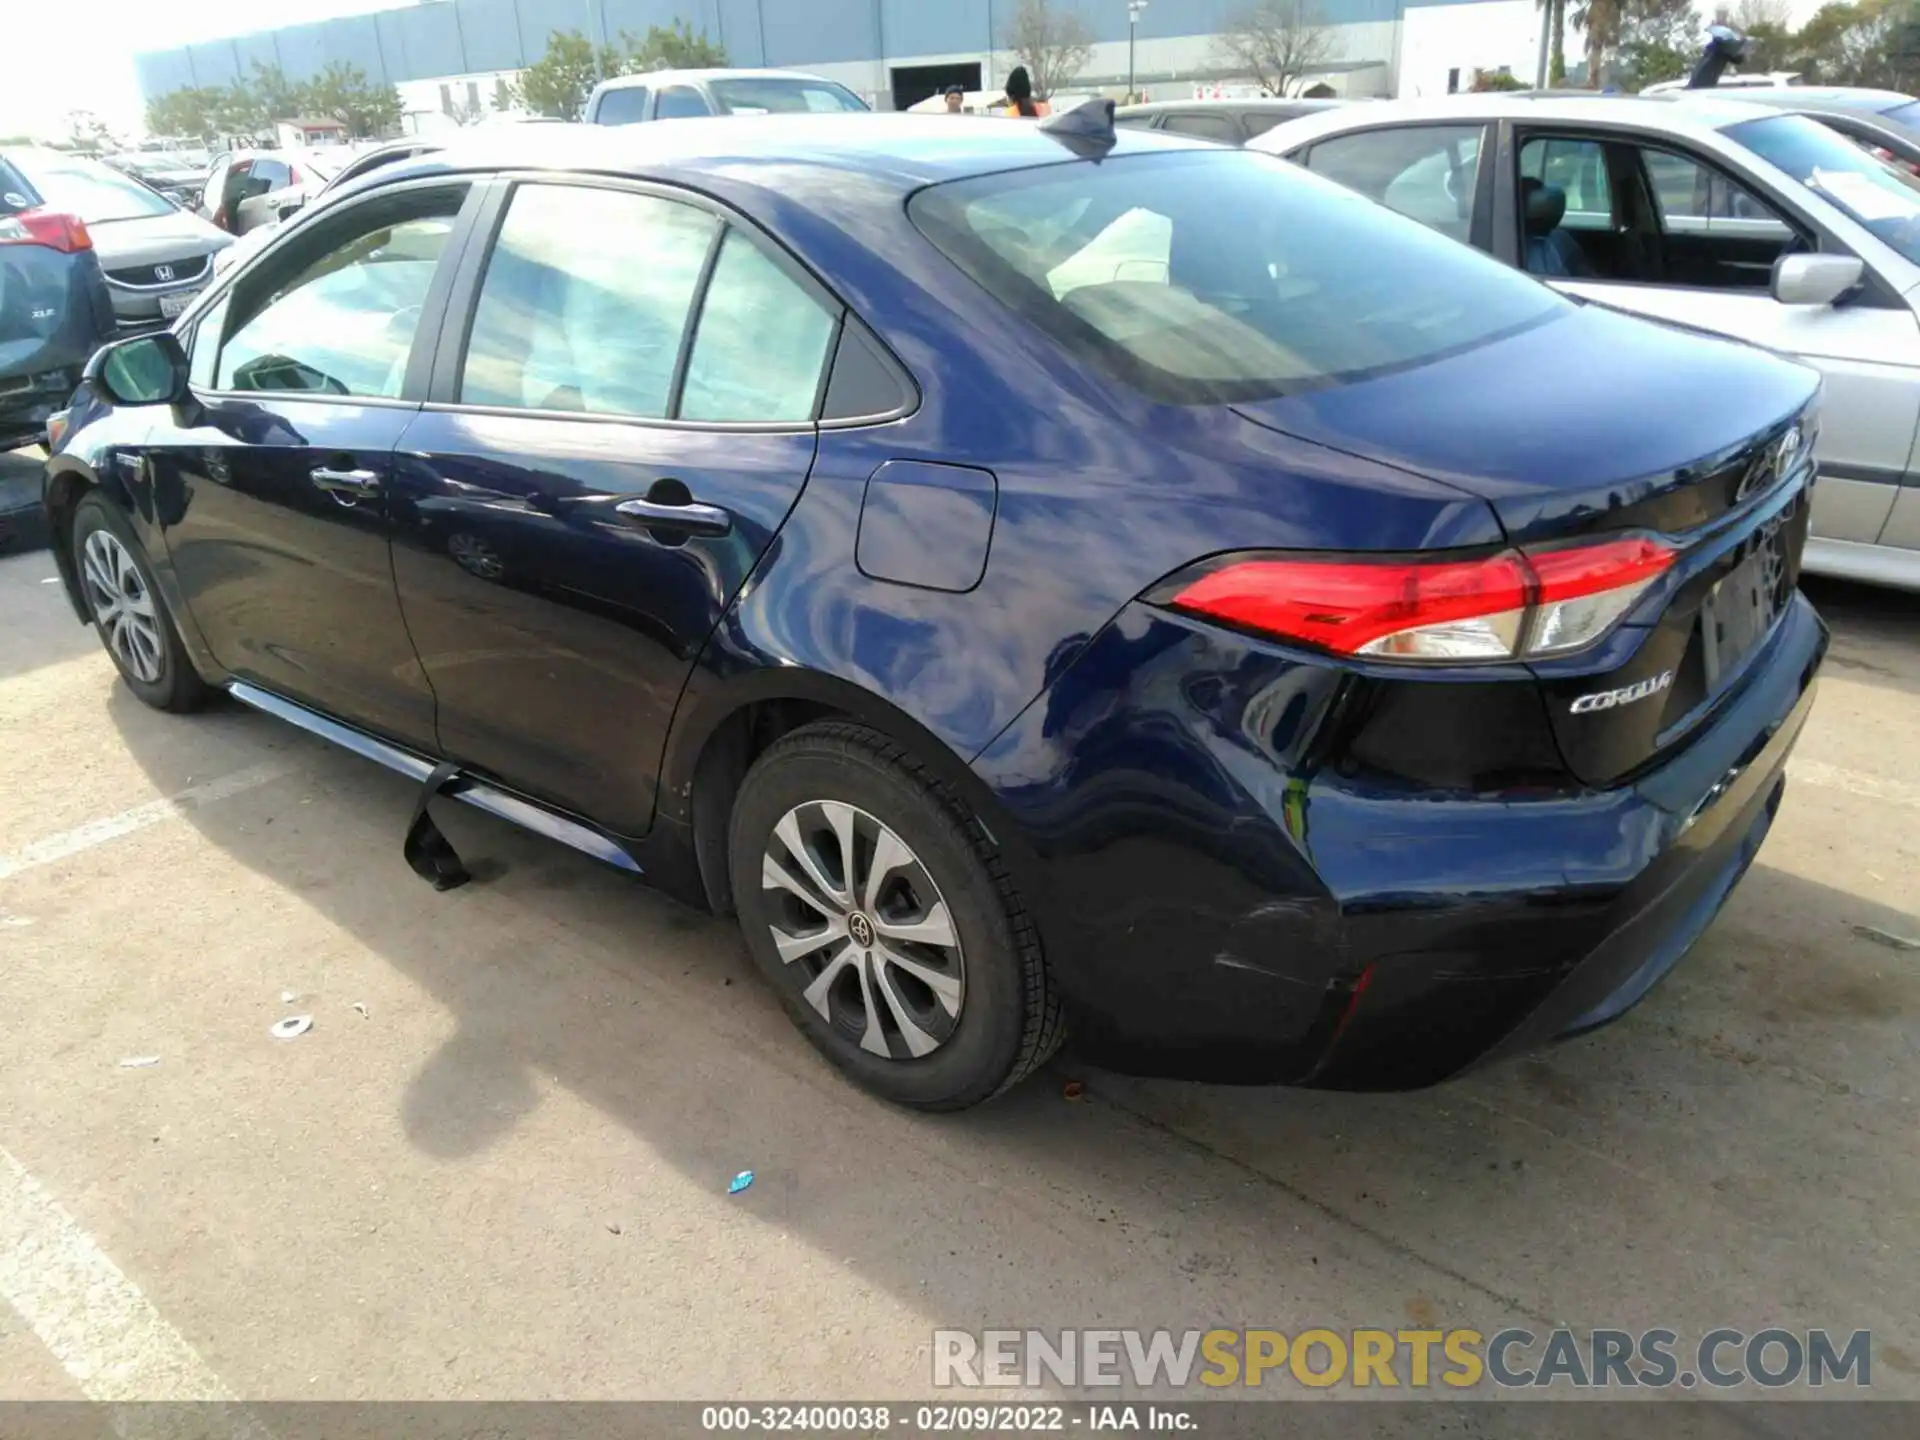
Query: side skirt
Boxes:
[{"xmin": 226, "ymin": 681, "xmax": 644, "ymax": 876}]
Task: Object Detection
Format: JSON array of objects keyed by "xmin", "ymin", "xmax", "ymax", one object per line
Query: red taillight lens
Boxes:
[
  {"xmin": 1168, "ymin": 537, "xmax": 1676, "ymax": 664},
  {"xmin": 0, "ymin": 209, "xmax": 92, "ymax": 252}
]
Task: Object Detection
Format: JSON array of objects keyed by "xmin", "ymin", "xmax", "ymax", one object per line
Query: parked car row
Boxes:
[{"xmin": 39, "ymin": 107, "xmax": 1830, "ymax": 1111}]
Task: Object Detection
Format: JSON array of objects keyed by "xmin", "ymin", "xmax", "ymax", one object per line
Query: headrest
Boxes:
[{"xmin": 1520, "ymin": 177, "xmax": 1568, "ymax": 235}]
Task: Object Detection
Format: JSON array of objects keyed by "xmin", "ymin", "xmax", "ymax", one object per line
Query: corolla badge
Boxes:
[{"xmin": 1570, "ymin": 670, "xmax": 1674, "ymax": 714}]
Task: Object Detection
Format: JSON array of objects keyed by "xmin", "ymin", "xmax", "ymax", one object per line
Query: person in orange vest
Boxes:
[{"xmin": 1003, "ymin": 66, "xmax": 1052, "ymax": 118}]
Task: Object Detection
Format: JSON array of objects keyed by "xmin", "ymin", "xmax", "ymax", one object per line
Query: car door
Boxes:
[
  {"xmin": 144, "ymin": 178, "xmax": 477, "ymax": 748},
  {"xmin": 386, "ymin": 177, "xmax": 841, "ymax": 836},
  {"xmin": 1507, "ymin": 130, "xmax": 1920, "ymax": 546},
  {"xmin": 234, "ymin": 158, "xmax": 294, "ymax": 234}
]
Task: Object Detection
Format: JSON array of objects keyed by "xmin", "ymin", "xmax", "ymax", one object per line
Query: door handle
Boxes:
[
  {"xmin": 614, "ymin": 496, "xmax": 732, "ymax": 537},
  {"xmin": 310, "ymin": 466, "xmax": 382, "ymax": 499}
]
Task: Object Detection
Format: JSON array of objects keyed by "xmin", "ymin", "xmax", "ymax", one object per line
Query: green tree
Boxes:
[
  {"xmin": 623, "ymin": 18, "xmax": 728, "ymax": 69},
  {"xmin": 1615, "ymin": 0, "xmax": 1701, "ymax": 88},
  {"xmin": 511, "ymin": 30, "xmax": 628, "ymax": 120},
  {"xmin": 144, "ymin": 87, "xmax": 229, "ymax": 143},
  {"xmin": 1794, "ymin": 0, "xmax": 1920, "ymax": 89},
  {"xmin": 1538, "ymin": 0, "xmax": 1570, "ymax": 83},
  {"xmin": 304, "ymin": 60, "xmax": 403, "ymax": 138}
]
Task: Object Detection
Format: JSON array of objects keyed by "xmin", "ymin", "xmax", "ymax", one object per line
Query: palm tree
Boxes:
[
  {"xmin": 1537, "ymin": 0, "xmax": 1569, "ymax": 83},
  {"xmin": 1571, "ymin": 0, "xmax": 1623, "ymax": 87}
]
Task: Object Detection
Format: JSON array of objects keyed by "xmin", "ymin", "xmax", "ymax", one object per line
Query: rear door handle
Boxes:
[
  {"xmin": 614, "ymin": 496, "xmax": 732, "ymax": 537},
  {"xmin": 311, "ymin": 466, "xmax": 382, "ymax": 499}
]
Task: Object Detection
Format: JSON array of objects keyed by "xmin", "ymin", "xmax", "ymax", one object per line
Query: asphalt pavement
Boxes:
[{"xmin": 1, "ymin": 440, "xmax": 1916, "ymax": 1420}]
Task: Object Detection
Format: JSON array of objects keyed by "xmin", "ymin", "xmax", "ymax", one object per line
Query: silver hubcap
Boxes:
[
  {"xmin": 761, "ymin": 800, "xmax": 965, "ymax": 1061},
  {"xmin": 80, "ymin": 529, "xmax": 165, "ymax": 685}
]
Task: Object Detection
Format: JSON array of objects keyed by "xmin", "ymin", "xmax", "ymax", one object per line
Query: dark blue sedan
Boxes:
[{"xmin": 41, "ymin": 111, "xmax": 1826, "ymax": 1108}]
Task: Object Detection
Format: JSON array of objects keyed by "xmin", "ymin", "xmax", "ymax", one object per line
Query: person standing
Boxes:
[
  {"xmin": 1003, "ymin": 66, "xmax": 1050, "ymax": 118},
  {"xmin": 942, "ymin": 85, "xmax": 967, "ymax": 113}
]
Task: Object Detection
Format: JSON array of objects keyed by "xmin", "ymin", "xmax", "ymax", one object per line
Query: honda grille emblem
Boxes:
[{"xmin": 153, "ymin": 263, "xmax": 175, "ymax": 283}]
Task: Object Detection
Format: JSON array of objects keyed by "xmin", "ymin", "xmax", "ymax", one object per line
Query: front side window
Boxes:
[
  {"xmin": 656, "ymin": 87, "xmax": 714, "ymax": 119},
  {"xmin": 680, "ymin": 230, "xmax": 837, "ymax": 422},
  {"xmin": 1306, "ymin": 125, "xmax": 1484, "ymax": 241},
  {"xmin": 596, "ymin": 86, "xmax": 650, "ymax": 124},
  {"xmin": 461, "ymin": 184, "xmax": 717, "ymax": 417},
  {"xmin": 1727, "ymin": 112, "xmax": 1920, "ymax": 267},
  {"xmin": 708, "ymin": 77, "xmax": 868, "ymax": 114},
  {"xmin": 1639, "ymin": 147, "xmax": 1791, "ymax": 237},
  {"xmin": 911, "ymin": 149, "xmax": 1566, "ymax": 405},
  {"xmin": 214, "ymin": 190, "xmax": 464, "ymax": 397}
]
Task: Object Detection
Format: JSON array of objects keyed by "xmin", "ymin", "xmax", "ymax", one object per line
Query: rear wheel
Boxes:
[
  {"xmin": 728, "ymin": 721, "xmax": 1062, "ymax": 1110},
  {"xmin": 71, "ymin": 491, "xmax": 210, "ymax": 713}
]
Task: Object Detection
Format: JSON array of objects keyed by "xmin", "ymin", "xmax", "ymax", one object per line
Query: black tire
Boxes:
[
  {"xmin": 71, "ymin": 491, "xmax": 212, "ymax": 713},
  {"xmin": 728, "ymin": 721, "xmax": 1063, "ymax": 1110}
]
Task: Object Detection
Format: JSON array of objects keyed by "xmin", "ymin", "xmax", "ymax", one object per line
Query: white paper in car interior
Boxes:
[{"xmin": 1813, "ymin": 169, "xmax": 1920, "ymax": 223}]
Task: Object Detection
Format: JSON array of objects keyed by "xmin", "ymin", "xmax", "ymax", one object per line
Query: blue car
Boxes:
[{"xmin": 42, "ymin": 111, "xmax": 1825, "ymax": 1109}]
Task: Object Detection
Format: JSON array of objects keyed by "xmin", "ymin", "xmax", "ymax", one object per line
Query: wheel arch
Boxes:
[
  {"xmin": 42, "ymin": 457, "xmax": 126, "ymax": 624},
  {"xmin": 664, "ymin": 666, "xmax": 1033, "ymax": 919}
]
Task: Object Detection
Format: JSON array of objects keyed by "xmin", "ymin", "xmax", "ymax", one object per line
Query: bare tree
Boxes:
[
  {"xmin": 1002, "ymin": 0, "xmax": 1094, "ymax": 100},
  {"xmin": 1215, "ymin": 0, "xmax": 1339, "ymax": 95}
]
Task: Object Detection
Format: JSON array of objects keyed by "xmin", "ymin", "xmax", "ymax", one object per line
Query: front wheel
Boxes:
[
  {"xmin": 71, "ymin": 491, "xmax": 210, "ymax": 713},
  {"xmin": 728, "ymin": 722, "xmax": 1062, "ymax": 1110}
]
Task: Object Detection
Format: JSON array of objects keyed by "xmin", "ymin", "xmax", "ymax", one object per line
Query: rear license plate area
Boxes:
[{"xmin": 1701, "ymin": 514, "xmax": 1791, "ymax": 690}]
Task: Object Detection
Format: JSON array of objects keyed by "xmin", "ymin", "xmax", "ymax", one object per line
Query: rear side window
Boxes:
[
  {"xmin": 462, "ymin": 185, "xmax": 716, "ymax": 417},
  {"xmin": 656, "ymin": 87, "xmax": 713, "ymax": 119},
  {"xmin": 595, "ymin": 86, "xmax": 650, "ymax": 124},
  {"xmin": 680, "ymin": 230, "xmax": 838, "ymax": 422},
  {"xmin": 1519, "ymin": 137, "xmax": 1612, "ymax": 227},
  {"xmin": 910, "ymin": 149, "xmax": 1565, "ymax": 405},
  {"xmin": 1160, "ymin": 112, "xmax": 1242, "ymax": 144},
  {"xmin": 1306, "ymin": 124, "xmax": 1483, "ymax": 241}
]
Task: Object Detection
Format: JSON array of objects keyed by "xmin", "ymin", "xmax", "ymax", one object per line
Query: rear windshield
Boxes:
[
  {"xmin": 1727, "ymin": 113, "xmax": 1920, "ymax": 267},
  {"xmin": 909, "ymin": 149, "xmax": 1567, "ymax": 404},
  {"xmin": 1883, "ymin": 99, "xmax": 1920, "ymax": 129},
  {"xmin": 709, "ymin": 77, "xmax": 868, "ymax": 114},
  {"xmin": 12, "ymin": 152, "xmax": 176, "ymax": 223}
]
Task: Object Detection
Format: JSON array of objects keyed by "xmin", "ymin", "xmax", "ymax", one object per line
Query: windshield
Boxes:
[
  {"xmin": 1728, "ymin": 113, "xmax": 1920, "ymax": 266},
  {"xmin": 709, "ymin": 77, "xmax": 868, "ymax": 114},
  {"xmin": 13, "ymin": 153, "xmax": 175, "ymax": 222},
  {"xmin": 910, "ymin": 149, "xmax": 1568, "ymax": 404}
]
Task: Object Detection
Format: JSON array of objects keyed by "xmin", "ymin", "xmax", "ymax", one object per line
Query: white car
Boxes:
[{"xmin": 1253, "ymin": 94, "xmax": 1920, "ymax": 590}]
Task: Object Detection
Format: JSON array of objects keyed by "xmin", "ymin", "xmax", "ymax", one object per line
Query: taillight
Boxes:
[
  {"xmin": 0, "ymin": 209, "xmax": 92, "ymax": 253},
  {"xmin": 1165, "ymin": 536, "xmax": 1676, "ymax": 664}
]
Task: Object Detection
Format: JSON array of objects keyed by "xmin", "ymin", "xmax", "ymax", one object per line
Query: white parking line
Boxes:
[
  {"xmin": 0, "ymin": 1146, "xmax": 271, "ymax": 1435},
  {"xmin": 1790, "ymin": 758, "xmax": 1920, "ymax": 811},
  {"xmin": 0, "ymin": 762, "xmax": 291, "ymax": 885}
]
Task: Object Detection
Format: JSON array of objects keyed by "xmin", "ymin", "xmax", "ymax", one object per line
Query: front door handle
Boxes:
[
  {"xmin": 311, "ymin": 466, "xmax": 383, "ymax": 505},
  {"xmin": 614, "ymin": 496, "xmax": 732, "ymax": 537}
]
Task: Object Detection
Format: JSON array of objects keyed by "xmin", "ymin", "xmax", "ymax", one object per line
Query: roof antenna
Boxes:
[{"xmin": 1039, "ymin": 97, "xmax": 1117, "ymax": 157}]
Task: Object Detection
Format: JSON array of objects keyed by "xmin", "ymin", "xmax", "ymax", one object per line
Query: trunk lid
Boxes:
[{"xmin": 1234, "ymin": 302, "xmax": 1822, "ymax": 787}]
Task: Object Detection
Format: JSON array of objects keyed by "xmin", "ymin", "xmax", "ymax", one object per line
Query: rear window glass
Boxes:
[
  {"xmin": 909, "ymin": 149, "xmax": 1567, "ymax": 405},
  {"xmin": 11, "ymin": 152, "xmax": 175, "ymax": 222},
  {"xmin": 709, "ymin": 77, "xmax": 868, "ymax": 114},
  {"xmin": 596, "ymin": 86, "xmax": 650, "ymax": 124}
]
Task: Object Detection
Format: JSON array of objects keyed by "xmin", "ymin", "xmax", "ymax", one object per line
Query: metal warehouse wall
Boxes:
[{"xmin": 135, "ymin": 0, "xmax": 1440, "ymax": 98}]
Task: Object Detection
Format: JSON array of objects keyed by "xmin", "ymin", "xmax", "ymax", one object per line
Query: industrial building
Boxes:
[{"xmin": 135, "ymin": 0, "xmax": 1555, "ymax": 132}]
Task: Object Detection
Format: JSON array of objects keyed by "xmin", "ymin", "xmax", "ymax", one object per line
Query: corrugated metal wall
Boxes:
[{"xmin": 136, "ymin": 0, "xmax": 1422, "ymax": 98}]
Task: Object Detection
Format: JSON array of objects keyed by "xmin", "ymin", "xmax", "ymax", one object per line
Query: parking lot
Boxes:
[{"xmin": 1, "ymin": 437, "xmax": 1917, "ymax": 1411}]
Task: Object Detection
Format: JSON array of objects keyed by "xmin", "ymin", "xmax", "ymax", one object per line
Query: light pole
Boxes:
[{"xmin": 1127, "ymin": 1, "xmax": 1148, "ymax": 103}]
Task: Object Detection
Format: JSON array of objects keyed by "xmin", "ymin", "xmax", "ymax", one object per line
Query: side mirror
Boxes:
[
  {"xmin": 1771, "ymin": 252, "xmax": 1865, "ymax": 306},
  {"xmin": 84, "ymin": 332, "xmax": 190, "ymax": 407}
]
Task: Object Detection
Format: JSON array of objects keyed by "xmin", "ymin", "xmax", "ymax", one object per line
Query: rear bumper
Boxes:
[{"xmin": 973, "ymin": 592, "xmax": 1827, "ymax": 1088}]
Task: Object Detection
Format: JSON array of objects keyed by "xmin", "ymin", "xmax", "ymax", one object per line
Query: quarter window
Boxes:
[
  {"xmin": 461, "ymin": 184, "xmax": 717, "ymax": 417},
  {"xmin": 595, "ymin": 86, "xmax": 650, "ymax": 124},
  {"xmin": 214, "ymin": 189, "xmax": 464, "ymax": 397},
  {"xmin": 680, "ymin": 230, "xmax": 837, "ymax": 423},
  {"xmin": 1306, "ymin": 125, "xmax": 1484, "ymax": 241}
]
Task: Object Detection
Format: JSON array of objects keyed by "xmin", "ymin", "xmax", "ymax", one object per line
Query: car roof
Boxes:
[
  {"xmin": 1257, "ymin": 91, "xmax": 1781, "ymax": 141},
  {"xmin": 383, "ymin": 112, "xmax": 1212, "ymax": 192},
  {"xmin": 1681, "ymin": 86, "xmax": 1913, "ymax": 116},
  {"xmin": 591, "ymin": 68, "xmax": 848, "ymax": 92},
  {"xmin": 1116, "ymin": 98, "xmax": 1344, "ymax": 115}
]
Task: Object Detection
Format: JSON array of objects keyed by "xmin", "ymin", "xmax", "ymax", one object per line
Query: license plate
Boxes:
[
  {"xmin": 1701, "ymin": 524, "xmax": 1787, "ymax": 690},
  {"xmin": 158, "ymin": 288, "xmax": 199, "ymax": 319}
]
